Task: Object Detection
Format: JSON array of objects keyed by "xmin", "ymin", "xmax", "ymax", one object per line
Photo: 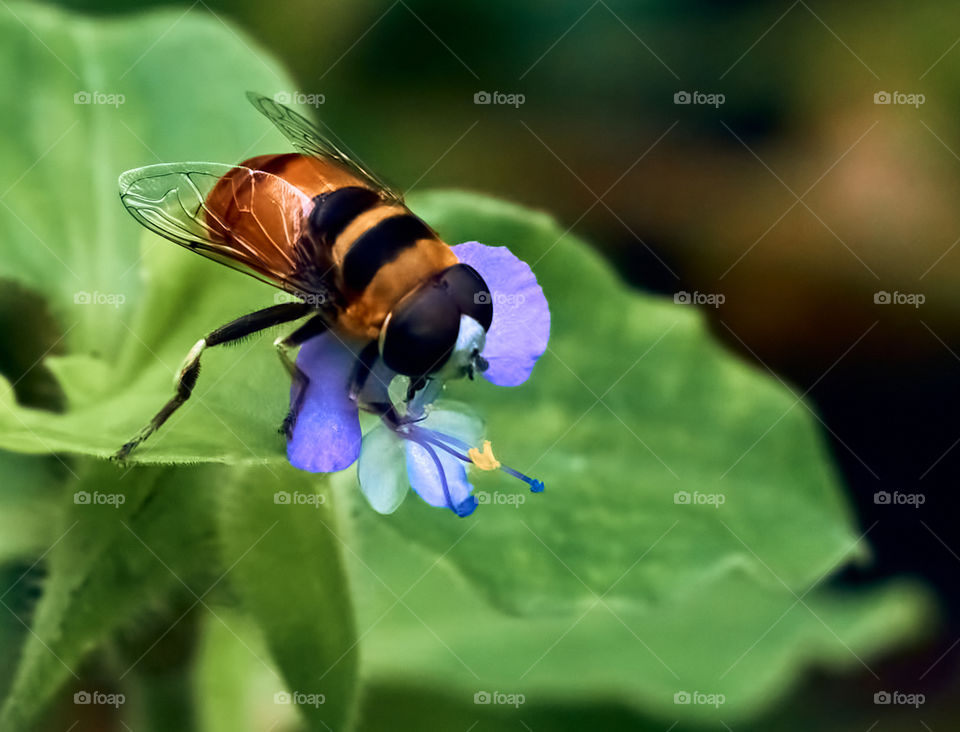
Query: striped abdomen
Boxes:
[
  {"xmin": 307, "ymin": 185, "xmax": 457, "ymax": 340},
  {"xmin": 216, "ymin": 153, "xmax": 457, "ymax": 340}
]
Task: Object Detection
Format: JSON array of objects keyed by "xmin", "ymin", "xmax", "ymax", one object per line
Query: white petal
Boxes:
[{"xmin": 357, "ymin": 425, "xmax": 409, "ymax": 514}]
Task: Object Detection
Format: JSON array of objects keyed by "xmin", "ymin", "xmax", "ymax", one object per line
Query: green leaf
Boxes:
[
  {"xmin": 216, "ymin": 465, "xmax": 358, "ymax": 732},
  {"xmin": 347, "ymin": 504, "xmax": 932, "ymax": 721},
  {"xmin": 0, "ymin": 452, "xmax": 69, "ymax": 563},
  {"xmin": 196, "ymin": 607, "xmax": 307, "ymax": 732},
  {"xmin": 195, "ymin": 609, "xmax": 278, "ymax": 732},
  {"xmin": 331, "ymin": 192, "xmax": 932, "ymax": 719},
  {"xmin": 0, "ymin": 460, "xmax": 220, "ymax": 731},
  {"xmin": 360, "ymin": 190, "xmax": 866, "ymax": 613}
]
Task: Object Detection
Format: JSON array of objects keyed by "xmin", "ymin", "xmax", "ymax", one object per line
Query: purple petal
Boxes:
[
  {"xmin": 287, "ymin": 333, "xmax": 362, "ymax": 472},
  {"xmin": 452, "ymin": 242, "xmax": 550, "ymax": 386},
  {"xmin": 405, "ymin": 441, "xmax": 476, "ymax": 516}
]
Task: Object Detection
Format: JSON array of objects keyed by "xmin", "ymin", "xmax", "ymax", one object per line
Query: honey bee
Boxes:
[{"xmin": 114, "ymin": 93, "xmax": 492, "ymax": 460}]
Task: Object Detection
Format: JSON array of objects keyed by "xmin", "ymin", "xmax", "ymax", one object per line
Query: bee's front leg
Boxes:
[
  {"xmin": 276, "ymin": 315, "xmax": 329, "ymax": 438},
  {"xmin": 347, "ymin": 341, "xmax": 380, "ymax": 404}
]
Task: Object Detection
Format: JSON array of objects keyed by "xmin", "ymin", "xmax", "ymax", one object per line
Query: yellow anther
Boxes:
[{"xmin": 468, "ymin": 440, "xmax": 501, "ymax": 471}]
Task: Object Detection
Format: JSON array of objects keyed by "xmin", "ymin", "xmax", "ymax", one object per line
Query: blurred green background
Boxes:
[{"xmin": 2, "ymin": 0, "xmax": 960, "ymax": 730}]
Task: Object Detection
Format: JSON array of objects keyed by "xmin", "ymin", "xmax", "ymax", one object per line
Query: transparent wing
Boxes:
[
  {"xmin": 246, "ymin": 91, "xmax": 404, "ymax": 204},
  {"xmin": 119, "ymin": 162, "xmax": 322, "ymax": 295}
]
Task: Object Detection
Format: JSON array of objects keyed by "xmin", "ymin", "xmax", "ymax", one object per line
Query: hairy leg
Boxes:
[{"xmin": 114, "ymin": 303, "xmax": 312, "ymax": 460}]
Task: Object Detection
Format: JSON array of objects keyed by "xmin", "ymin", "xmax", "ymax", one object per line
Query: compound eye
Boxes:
[
  {"xmin": 380, "ymin": 282, "xmax": 461, "ymax": 377},
  {"xmin": 438, "ymin": 264, "xmax": 493, "ymax": 330}
]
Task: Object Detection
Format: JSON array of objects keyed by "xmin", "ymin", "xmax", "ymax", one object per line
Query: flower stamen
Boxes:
[
  {"xmin": 412, "ymin": 426, "xmax": 545, "ymax": 495},
  {"xmin": 468, "ymin": 440, "xmax": 500, "ymax": 470}
]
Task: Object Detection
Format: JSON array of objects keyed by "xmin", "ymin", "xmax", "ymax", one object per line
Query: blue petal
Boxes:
[
  {"xmin": 404, "ymin": 407, "xmax": 482, "ymax": 516},
  {"xmin": 452, "ymin": 242, "xmax": 550, "ymax": 386},
  {"xmin": 287, "ymin": 333, "xmax": 362, "ymax": 472},
  {"xmin": 358, "ymin": 425, "xmax": 409, "ymax": 514}
]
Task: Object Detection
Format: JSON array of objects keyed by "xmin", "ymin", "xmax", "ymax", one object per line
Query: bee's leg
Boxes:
[
  {"xmin": 350, "ymin": 349, "xmax": 432, "ymax": 428},
  {"xmin": 114, "ymin": 303, "xmax": 312, "ymax": 461},
  {"xmin": 275, "ymin": 315, "xmax": 329, "ymax": 438},
  {"xmin": 350, "ymin": 343, "xmax": 409, "ymax": 429},
  {"xmin": 363, "ymin": 399, "xmax": 404, "ymax": 430},
  {"xmin": 405, "ymin": 376, "xmax": 428, "ymax": 402},
  {"xmin": 347, "ymin": 341, "xmax": 380, "ymax": 403}
]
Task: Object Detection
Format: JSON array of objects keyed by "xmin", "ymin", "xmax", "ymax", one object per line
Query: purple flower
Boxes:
[{"xmin": 287, "ymin": 242, "xmax": 550, "ymax": 516}]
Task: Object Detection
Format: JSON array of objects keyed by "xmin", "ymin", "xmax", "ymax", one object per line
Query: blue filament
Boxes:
[{"xmin": 413, "ymin": 426, "xmax": 546, "ymax": 495}]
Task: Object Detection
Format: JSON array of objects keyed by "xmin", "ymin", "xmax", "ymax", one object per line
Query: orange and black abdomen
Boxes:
[
  {"xmin": 207, "ymin": 152, "xmax": 457, "ymax": 340},
  {"xmin": 314, "ymin": 188, "xmax": 458, "ymax": 339}
]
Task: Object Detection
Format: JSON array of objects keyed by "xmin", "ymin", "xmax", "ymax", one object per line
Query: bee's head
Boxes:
[{"xmin": 379, "ymin": 264, "xmax": 493, "ymax": 379}]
